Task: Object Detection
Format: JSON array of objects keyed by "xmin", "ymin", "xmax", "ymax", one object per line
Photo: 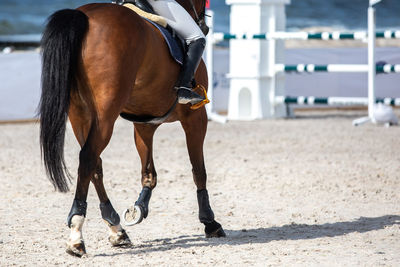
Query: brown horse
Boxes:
[{"xmin": 39, "ymin": 0, "xmax": 225, "ymax": 257}]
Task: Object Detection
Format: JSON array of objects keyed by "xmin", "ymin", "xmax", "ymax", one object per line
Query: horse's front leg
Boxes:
[
  {"xmin": 123, "ymin": 123, "xmax": 159, "ymax": 226},
  {"xmin": 91, "ymin": 158, "xmax": 131, "ymax": 247},
  {"xmin": 181, "ymin": 109, "xmax": 226, "ymax": 238}
]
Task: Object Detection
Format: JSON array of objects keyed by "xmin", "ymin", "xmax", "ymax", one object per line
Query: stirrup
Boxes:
[
  {"xmin": 177, "ymin": 86, "xmax": 204, "ymax": 105},
  {"xmin": 190, "ymin": 85, "xmax": 210, "ymax": 110}
]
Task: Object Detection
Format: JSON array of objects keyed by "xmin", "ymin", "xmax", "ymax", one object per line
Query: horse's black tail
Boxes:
[{"xmin": 39, "ymin": 9, "xmax": 88, "ymax": 192}]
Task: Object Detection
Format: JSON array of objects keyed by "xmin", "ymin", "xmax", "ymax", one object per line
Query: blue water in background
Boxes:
[{"xmin": 0, "ymin": 0, "xmax": 399, "ymax": 35}]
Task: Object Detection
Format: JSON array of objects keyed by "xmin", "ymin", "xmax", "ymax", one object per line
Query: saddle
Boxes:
[
  {"xmin": 113, "ymin": 0, "xmax": 209, "ymax": 35},
  {"xmin": 113, "ymin": 0, "xmax": 185, "ymax": 65},
  {"xmin": 122, "ymin": 1, "xmax": 168, "ymax": 27}
]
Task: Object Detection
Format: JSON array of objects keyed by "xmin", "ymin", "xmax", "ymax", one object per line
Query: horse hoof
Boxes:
[
  {"xmin": 109, "ymin": 229, "xmax": 132, "ymax": 247},
  {"xmin": 206, "ymin": 227, "xmax": 226, "ymax": 238},
  {"xmin": 205, "ymin": 221, "xmax": 226, "ymax": 238},
  {"xmin": 66, "ymin": 241, "xmax": 86, "ymax": 257},
  {"xmin": 122, "ymin": 205, "xmax": 144, "ymax": 226}
]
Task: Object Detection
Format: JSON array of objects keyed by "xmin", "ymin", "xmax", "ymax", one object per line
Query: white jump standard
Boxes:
[{"xmin": 205, "ymin": 0, "xmax": 399, "ymax": 121}]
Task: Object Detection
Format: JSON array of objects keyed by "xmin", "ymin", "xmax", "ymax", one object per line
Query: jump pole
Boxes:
[
  {"xmin": 368, "ymin": 5, "xmax": 377, "ymax": 121},
  {"xmin": 212, "ymin": 31, "xmax": 400, "ymax": 41}
]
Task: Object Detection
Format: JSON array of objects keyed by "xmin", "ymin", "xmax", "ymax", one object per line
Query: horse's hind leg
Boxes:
[
  {"xmin": 91, "ymin": 158, "xmax": 131, "ymax": 247},
  {"xmin": 65, "ymin": 128, "xmax": 101, "ymax": 257},
  {"xmin": 123, "ymin": 124, "xmax": 159, "ymax": 226},
  {"xmin": 180, "ymin": 109, "xmax": 226, "ymax": 238},
  {"xmin": 66, "ymin": 111, "xmax": 128, "ymax": 256}
]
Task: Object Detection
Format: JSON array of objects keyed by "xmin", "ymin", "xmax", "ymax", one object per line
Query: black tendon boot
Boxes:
[{"xmin": 177, "ymin": 38, "xmax": 206, "ymax": 105}]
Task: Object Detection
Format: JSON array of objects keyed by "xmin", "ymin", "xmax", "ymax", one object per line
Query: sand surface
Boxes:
[{"xmin": 0, "ymin": 111, "xmax": 399, "ymax": 266}]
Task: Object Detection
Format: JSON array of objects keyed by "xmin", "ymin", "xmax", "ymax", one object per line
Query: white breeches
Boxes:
[{"xmin": 148, "ymin": 0, "xmax": 205, "ymax": 43}]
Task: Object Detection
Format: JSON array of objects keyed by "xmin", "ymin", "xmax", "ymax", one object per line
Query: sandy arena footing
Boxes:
[{"xmin": 0, "ymin": 111, "xmax": 399, "ymax": 266}]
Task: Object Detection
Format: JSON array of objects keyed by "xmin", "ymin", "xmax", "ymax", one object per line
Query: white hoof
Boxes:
[{"xmin": 66, "ymin": 215, "xmax": 86, "ymax": 257}]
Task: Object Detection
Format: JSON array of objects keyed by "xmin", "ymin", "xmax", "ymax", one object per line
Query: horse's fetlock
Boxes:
[
  {"xmin": 68, "ymin": 215, "xmax": 85, "ymax": 254},
  {"xmin": 142, "ymin": 172, "xmax": 157, "ymax": 188},
  {"xmin": 108, "ymin": 227, "xmax": 131, "ymax": 247},
  {"xmin": 70, "ymin": 215, "xmax": 85, "ymax": 229}
]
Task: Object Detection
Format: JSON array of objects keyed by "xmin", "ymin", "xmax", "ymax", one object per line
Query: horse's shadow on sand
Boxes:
[{"xmin": 94, "ymin": 215, "xmax": 400, "ymax": 257}]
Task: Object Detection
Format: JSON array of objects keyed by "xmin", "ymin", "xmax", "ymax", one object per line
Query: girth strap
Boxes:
[{"xmin": 120, "ymin": 97, "xmax": 178, "ymax": 124}]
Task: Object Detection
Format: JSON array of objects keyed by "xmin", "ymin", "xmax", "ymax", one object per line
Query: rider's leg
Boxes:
[
  {"xmin": 176, "ymin": 38, "xmax": 206, "ymax": 105},
  {"xmin": 148, "ymin": 0, "xmax": 206, "ymax": 105}
]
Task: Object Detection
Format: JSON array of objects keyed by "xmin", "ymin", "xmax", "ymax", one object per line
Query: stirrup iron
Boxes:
[{"xmin": 190, "ymin": 85, "xmax": 210, "ymax": 110}]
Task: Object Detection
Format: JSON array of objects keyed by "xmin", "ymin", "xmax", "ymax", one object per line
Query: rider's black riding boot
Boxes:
[
  {"xmin": 177, "ymin": 38, "xmax": 206, "ymax": 105},
  {"xmin": 134, "ymin": 0, "xmax": 156, "ymax": 14}
]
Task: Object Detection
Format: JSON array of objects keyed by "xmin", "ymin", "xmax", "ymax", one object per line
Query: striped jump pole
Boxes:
[
  {"xmin": 275, "ymin": 64, "xmax": 400, "ymax": 73},
  {"xmin": 275, "ymin": 96, "xmax": 400, "ymax": 106},
  {"xmin": 213, "ymin": 30, "xmax": 400, "ymax": 42}
]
